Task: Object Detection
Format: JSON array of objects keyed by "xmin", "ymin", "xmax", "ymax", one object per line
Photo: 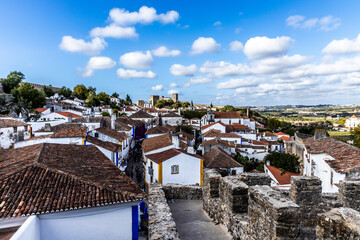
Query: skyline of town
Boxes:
[{"xmin": 2, "ymin": 0, "xmax": 360, "ymax": 106}]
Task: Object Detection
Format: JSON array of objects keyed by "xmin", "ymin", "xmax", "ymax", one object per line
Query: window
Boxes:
[
  {"xmin": 95, "ymin": 132, "xmax": 99, "ymax": 138},
  {"xmin": 13, "ymin": 127, "xmax": 17, "ymax": 133},
  {"xmin": 24, "ymin": 126, "xmax": 28, "ymax": 131},
  {"xmin": 171, "ymin": 165, "xmax": 179, "ymax": 174}
]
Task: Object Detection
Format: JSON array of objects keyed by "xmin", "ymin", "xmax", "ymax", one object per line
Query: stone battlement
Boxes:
[{"xmin": 202, "ymin": 169, "xmax": 360, "ymax": 240}]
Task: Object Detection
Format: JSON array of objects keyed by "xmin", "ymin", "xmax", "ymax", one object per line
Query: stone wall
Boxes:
[
  {"xmin": 339, "ymin": 180, "xmax": 360, "ymax": 211},
  {"xmin": 162, "ymin": 184, "xmax": 202, "ymax": 200},
  {"xmin": 147, "ymin": 184, "xmax": 180, "ymax": 240},
  {"xmin": 317, "ymin": 207, "xmax": 360, "ymax": 239},
  {"xmin": 202, "ymin": 169, "xmax": 360, "ymax": 240}
]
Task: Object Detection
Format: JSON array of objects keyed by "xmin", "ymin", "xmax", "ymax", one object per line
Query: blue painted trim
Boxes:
[
  {"xmin": 116, "ymin": 152, "xmax": 119, "ymax": 167},
  {"xmin": 132, "ymin": 127, "xmax": 135, "ymax": 139},
  {"xmin": 132, "ymin": 205, "xmax": 139, "ymax": 240}
]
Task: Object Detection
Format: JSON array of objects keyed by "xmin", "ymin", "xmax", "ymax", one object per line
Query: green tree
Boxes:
[
  {"xmin": 351, "ymin": 127, "xmax": 360, "ymax": 148},
  {"xmin": 222, "ymin": 105, "xmax": 236, "ymax": 112},
  {"xmin": 86, "ymin": 91, "xmax": 100, "ymax": 107},
  {"xmin": 112, "ymin": 92, "xmax": 119, "ymax": 98},
  {"xmin": 267, "ymin": 118, "xmax": 283, "ymax": 130},
  {"xmin": 11, "ymin": 83, "xmax": 46, "ymax": 109},
  {"xmin": 73, "ymin": 84, "xmax": 87, "ymax": 100},
  {"xmin": 101, "ymin": 111, "xmax": 110, "ymax": 116},
  {"xmin": 58, "ymin": 86, "xmax": 72, "ymax": 98},
  {"xmin": 87, "ymin": 86, "xmax": 96, "ymax": 94},
  {"xmin": 182, "ymin": 102, "xmax": 190, "ymax": 108},
  {"xmin": 263, "ymin": 152, "xmax": 300, "ymax": 173},
  {"xmin": 42, "ymin": 85, "xmax": 55, "ymax": 97},
  {"xmin": 126, "ymin": 94, "xmax": 132, "ymax": 104},
  {"xmin": 97, "ymin": 92, "xmax": 110, "ymax": 105},
  {"xmin": 338, "ymin": 118, "xmax": 346, "ymax": 126},
  {"xmin": 2, "ymin": 71, "xmax": 25, "ymax": 93}
]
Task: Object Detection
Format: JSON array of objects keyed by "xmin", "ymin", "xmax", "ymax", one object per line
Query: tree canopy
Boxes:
[
  {"xmin": 351, "ymin": 127, "xmax": 360, "ymax": 148},
  {"xmin": 11, "ymin": 82, "xmax": 46, "ymax": 110},
  {"xmin": 112, "ymin": 92, "xmax": 119, "ymax": 98},
  {"xmin": 263, "ymin": 152, "xmax": 300, "ymax": 173},
  {"xmin": 42, "ymin": 85, "xmax": 55, "ymax": 97},
  {"xmin": 73, "ymin": 84, "xmax": 88, "ymax": 100},
  {"xmin": 58, "ymin": 86, "xmax": 72, "ymax": 98},
  {"xmin": 2, "ymin": 71, "xmax": 25, "ymax": 93},
  {"xmin": 97, "ymin": 92, "xmax": 110, "ymax": 105}
]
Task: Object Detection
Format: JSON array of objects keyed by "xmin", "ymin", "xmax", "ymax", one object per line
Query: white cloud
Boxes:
[
  {"xmin": 152, "ymin": 84, "xmax": 164, "ymax": 91},
  {"xmin": 152, "ymin": 46, "xmax": 181, "ymax": 57},
  {"xmin": 117, "ymin": 68, "xmax": 156, "ymax": 79},
  {"xmin": 230, "ymin": 40, "xmax": 243, "ymax": 52},
  {"xmin": 185, "ymin": 77, "xmax": 212, "ymax": 87},
  {"xmin": 217, "ymin": 77, "xmax": 262, "ymax": 89},
  {"xmin": 59, "ymin": 36, "xmax": 107, "ymax": 55},
  {"xmin": 191, "ymin": 37, "xmax": 221, "ymax": 55},
  {"xmin": 199, "ymin": 61, "xmax": 250, "ymax": 77},
  {"xmin": 89, "ymin": 24, "xmax": 138, "ymax": 39},
  {"xmin": 167, "ymin": 89, "xmax": 179, "ymax": 95},
  {"xmin": 119, "ymin": 51, "xmax": 154, "ymax": 69},
  {"xmin": 169, "ymin": 82, "xmax": 178, "ymax": 88},
  {"xmin": 243, "ymin": 36, "xmax": 293, "ymax": 59},
  {"xmin": 170, "ymin": 64, "xmax": 197, "ymax": 76},
  {"xmin": 213, "ymin": 21, "xmax": 221, "ymax": 26},
  {"xmin": 286, "ymin": 15, "xmax": 340, "ymax": 31},
  {"xmin": 81, "ymin": 56, "xmax": 116, "ymax": 78},
  {"xmin": 322, "ymin": 34, "xmax": 360, "ymax": 55},
  {"xmin": 109, "ymin": 6, "xmax": 179, "ymax": 26}
]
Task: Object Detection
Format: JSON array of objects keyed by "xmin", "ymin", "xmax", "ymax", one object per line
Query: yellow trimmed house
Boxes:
[{"xmin": 144, "ymin": 148, "xmax": 204, "ymax": 186}]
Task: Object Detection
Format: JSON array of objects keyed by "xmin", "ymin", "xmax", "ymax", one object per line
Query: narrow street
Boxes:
[{"xmin": 168, "ymin": 200, "xmax": 232, "ymax": 240}]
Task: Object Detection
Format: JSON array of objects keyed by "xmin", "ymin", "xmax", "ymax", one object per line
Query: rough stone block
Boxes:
[
  {"xmin": 238, "ymin": 172, "xmax": 271, "ymax": 186},
  {"xmin": 339, "ymin": 181, "xmax": 360, "ymax": 211}
]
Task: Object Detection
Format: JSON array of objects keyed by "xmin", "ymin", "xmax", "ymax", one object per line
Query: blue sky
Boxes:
[{"xmin": 1, "ymin": 0, "xmax": 360, "ymax": 106}]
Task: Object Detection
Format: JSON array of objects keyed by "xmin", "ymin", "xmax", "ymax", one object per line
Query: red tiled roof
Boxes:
[
  {"xmin": 265, "ymin": 165, "xmax": 299, "ymax": 185},
  {"xmin": 226, "ymin": 124, "xmax": 251, "ymax": 132},
  {"xmin": 0, "ymin": 119, "xmax": 29, "ymax": 128},
  {"xmin": 276, "ymin": 132, "xmax": 286, "ymax": 135},
  {"xmin": 86, "ymin": 135, "xmax": 121, "ymax": 152},
  {"xmin": 146, "ymin": 148, "xmax": 201, "ymax": 164},
  {"xmin": 252, "ymin": 140, "xmax": 269, "ymax": 146},
  {"xmin": 125, "ymin": 107, "xmax": 136, "ymax": 111},
  {"xmin": 203, "ymin": 146, "xmax": 243, "ymax": 168},
  {"xmin": 161, "ymin": 112, "xmax": 182, "ymax": 118},
  {"xmin": 279, "ymin": 136, "xmax": 291, "ymax": 142},
  {"xmin": 130, "ymin": 111, "xmax": 155, "ymax": 119},
  {"xmin": 203, "ymin": 129, "xmax": 241, "ymax": 138},
  {"xmin": 304, "ymin": 137, "xmax": 360, "ymax": 173},
  {"xmin": 95, "ymin": 127, "xmax": 129, "ymax": 141},
  {"xmin": 142, "ymin": 134, "xmax": 173, "ymax": 153},
  {"xmin": 201, "ymin": 121, "xmax": 226, "ymax": 130},
  {"xmin": 201, "ymin": 138, "xmax": 235, "ymax": 148},
  {"xmin": 214, "ymin": 112, "xmax": 241, "ymax": 119},
  {"xmin": 0, "ymin": 144, "xmax": 146, "ymax": 218},
  {"xmin": 264, "ymin": 131, "xmax": 277, "ymax": 137},
  {"xmin": 34, "ymin": 108, "xmax": 49, "ymax": 113},
  {"xmin": 56, "ymin": 112, "xmax": 82, "ymax": 118},
  {"xmin": 51, "ymin": 126, "xmax": 86, "ymax": 138}
]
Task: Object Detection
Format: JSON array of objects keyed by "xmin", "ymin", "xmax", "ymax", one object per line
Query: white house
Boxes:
[
  {"xmin": 202, "ymin": 111, "xmax": 256, "ymax": 129},
  {"xmin": 202, "ymin": 129, "xmax": 242, "ymax": 144},
  {"xmin": 0, "ymin": 143, "xmax": 146, "ymax": 240},
  {"xmin": 264, "ymin": 164, "xmax": 299, "ymax": 190},
  {"xmin": 144, "ymin": 148, "xmax": 203, "ymax": 186},
  {"xmin": 110, "ymin": 96, "xmax": 121, "ymax": 104},
  {"xmin": 145, "ymin": 125, "xmax": 174, "ymax": 139},
  {"xmin": 201, "ymin": 121, "xmax": 227, "ymax": 134},
  {"xmin": 303, "ymin": 135, "xmax": 360, "ymax": 193},
  {"xmin": 130, "ymin": 111, "xmax": 156, "ymax": 124},
  {"xmin": 41, "ymin": 112, "xmax": 82, "ymax": 122},
  {"xmin": 33, "ymin": 107, "xmax": 51, "ymax": 120},
  {"xmin": 345, "ymin": 115, "xmax": 360, "ymax": 129},
  {"xmin": 161, "ymin": 112, "xmax": 183, "ymax": 126},
  {"xmin": 100, "ymin": 106, "xmax": 113, "ymax": 115},
  {"xmin": 0, "ymin": 119, "xmax": 30, "ymax": 149},
  {"xmin": 257, "ymin": 131, "xmax": 278, "ymax": 141}
]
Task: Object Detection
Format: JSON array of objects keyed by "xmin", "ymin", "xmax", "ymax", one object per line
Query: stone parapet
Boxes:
[
  {"xmin": 317, "ymin": 207, "xmax": 360, "ymax": 239},
  {"xmin": 148, "ymin": 184, "xmax": 180, "ymax": 240},
  {"xmin": 339, "ymin": 180, "xmax": 360, "ymax": 211},
  {"xmin": 162, "ymin": 184, "xmax": 202, "ymax": 200},
  {"xmin": 238, "ymin": 172, "xmax": 271, "ymax": 186}
]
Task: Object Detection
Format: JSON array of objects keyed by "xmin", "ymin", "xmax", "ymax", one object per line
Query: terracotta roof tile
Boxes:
[
  {"xmin": 130, "ymin": 111, "xmax": 155, "ymax": 119},
  {"xmin": 146, "ymin": 125, "xmax": 171, "ymax": 135},
  {"xmin": 51, "ymin": 126, "xmax": 86, "ymax": 138},
  {"xmin": 86, "ymin": 135, "xmax": 121, "ymax": 152},
  {"xmin": 265, "ymin": 165, "xmax": 299, "ymax": 185},
  {"xmin": 95, "ymin": 127, "xmax": 129, "ymax": 142},
  {"xmin": 146, "ymin": 148, "xmax": 201, "ymax": 164},
  {"xmin": 0, "ymin": 144, "xmax": 146, "ymax": 218},
  {"xmin": 279, "ymin": 136, "xmax": 291, "ymax": 142},
  {"xmin": 34, "ymin": 108, "xmax": 49, "ymax": 113},
  {"xmin": 201, "ymin": 121, "xmax": 226, "ymax": 130},
  {"xmin": 161, "ymin": 112, "xmax": 182, "ymax": 118},
  {"xmin": 203, "ymin": 129, "xmax": 241, "ymax": 139},
  {"xmin": 0, "ymin": 119, "xmax": 29, "ymax": 128},
  {"xmin": 203, "ymin": 146, "xmax": 243, "ymax": 168},
  {"xmin": 56, "ymin": 112, "xmax": 82, "ymax": 118},
  {"xmin": 304, "ymin": 137, "xmax": 360, "ymax": 173},
  {"xmin": 142, "ymin": 134, "xmax": 173, "ymax": 153}
]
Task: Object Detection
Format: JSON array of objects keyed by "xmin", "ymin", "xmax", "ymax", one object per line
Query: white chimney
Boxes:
[
  {"xmin": 111, "ymin": 114, "xmax": 116, "ymax": 130},
  {"xmin": 68, "ymin": 114, "xmax": 72, "ymax": 123},
  {"xmin": 172, "ymin": 135, "xmax": 180, "ymax": 149},
  {"xmin": 187, "ymin": 146, "xmax": 195, "ymax": 154},
  {"xmin": 266, "ymin": 161, "xmax": 270, "ymax": 166},
  {"xmin": 86, "ymin": 115, "xmax": 90, "ymax": 123}
]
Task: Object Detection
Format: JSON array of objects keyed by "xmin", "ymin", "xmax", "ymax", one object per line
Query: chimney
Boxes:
[
  {"xmin": 111, "ymin": 114, "xmax": 116, "ymax": 130},
  {"xmin": 86, "ymin": 115, "xmax": 90, "ymax": 123},
  {"xmin": 314, "ymin": 129, "xmax": 327, "ymax": 140},
  {"xmin": 68, "ymin": 114, "xmax": 72, "ymax": 123},
  {"xmin": 172, "ymin": 135, "xmax": 180, "ymax": 149},
  {"xmin": 266, "ymin": 160, "xmax": 270, "ymax": 166},
  {"xmin": 187, "ymin": 146, "xmax": 195, "ymax": 154},
  {"xmin": 44, "ymin": 123, "xmax": 51, "ymax": 132}
]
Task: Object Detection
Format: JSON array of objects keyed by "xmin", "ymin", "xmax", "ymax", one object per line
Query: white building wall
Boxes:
[
  {"xmin": 0, "ymin": 126, "xmax": 30, "ymax": 149},
  {"xmin": 29, "ymin": 120, "xmax": 66, "ymax": 132},
  {"xmin": 39, "ymin": 205, "xmax": 134, "ymax": 240},
  {"xmin": 162, "ymin": 154, "xmax": 201, "ymax": 185},
  {"xmin": 14, "ymin": 137, "xmax": 84, "ymax": 148},
  {"xmin": 162, "ymin": 117, "xmax": 183, "ymax": 126},
  {"xmin": 11, "ymin": 216, "xmax": 40, "ymax": 240},
  {"xmin": 202, "ymin": 123, "xmax": 226, "ymax": 134}
]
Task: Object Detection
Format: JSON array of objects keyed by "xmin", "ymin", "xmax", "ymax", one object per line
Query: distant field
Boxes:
[{"xmin": 327, "ymin": 131, "xmax": 353, "ymax": 142}]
